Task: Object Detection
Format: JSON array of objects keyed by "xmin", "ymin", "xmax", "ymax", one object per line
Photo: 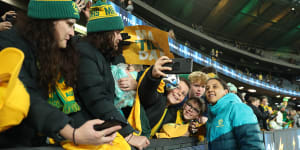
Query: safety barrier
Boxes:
[
  {"xmin": 264, "ymin": 128, "xmax": 300, "ymax": 150},
  {"xmin": 1, "ymin": 128, "xmax": 299, "ymax": 150},
  {"xmin": 146, "ymin": 137, "xmax": 206, "ymax": 150},
  {"xmin": 144, "ymin": 128, "xmax": 300, "ymax": 150}
]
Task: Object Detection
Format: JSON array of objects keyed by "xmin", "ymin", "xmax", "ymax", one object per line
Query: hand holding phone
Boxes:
[
  {"xmin": 94, "ymin": 119, "xmax": 127, "ymax": 132},
  {"xmin": 67, "ymin": 119, "xmax": 121, "ymax": 145},
  {"xmin": 152, "ymin": 56, "xmax": 173, "ymax": 78},
  {"xmin": 189, "ymin": 120, "xmax": 201, "ymax": 135},
  {"xmin": 5, "ymin": 14, "xmax": 15, "ymax": 22},
  {"xmin": 74, "ymin": 0, "xmax": 88, "ymax": 12},
  {"xmin": 1, "ymin": 11, "xmax": 16, "ymax": 22}
]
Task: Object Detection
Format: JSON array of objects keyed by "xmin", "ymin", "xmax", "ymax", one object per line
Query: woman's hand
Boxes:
[
  {"xmin": 189, "ymin": 121, "xmax": 199, "ymax": 135},
  {"xmin": 199, "ymin": 116, "xmax": 208, "ymax": 124},
  {"xmin": 76, "ymin": 0, "xmax": 85, "ymax": 12},
  {"xmin": 118, "ymin": 71, "xmax": 137, "ymax": 91},
  {"xmin": 60, "ymin": 119, "xmax": 121, "ymax": 145},
  {"xmin": 125, "ymin": 134, "xmax": 150, "ymax": 150},
  {"xmin": 1, "ymin": 11, "xmax": 16, "ymax": 21},
  {"xmin": 0, "ymin": 22, "xmax": 12, "ymax": 31},
  {"xmin": 82, "ymin": 1, "xmax": 92, "ymax": 21}
]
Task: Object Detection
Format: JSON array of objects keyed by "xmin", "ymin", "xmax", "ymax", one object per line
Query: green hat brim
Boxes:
[{"xmin": 87, "ymin": 16, "xmax": 124, "ymax": 33}]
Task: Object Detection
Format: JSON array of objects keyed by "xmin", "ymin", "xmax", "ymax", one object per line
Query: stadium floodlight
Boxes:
[{"xmin": 248, "ymin": 89, "xmax": 256, "ymax": 93}]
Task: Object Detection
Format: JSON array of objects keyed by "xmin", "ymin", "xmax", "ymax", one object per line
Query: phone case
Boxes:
[
  {"xmin": 94, "ymin": 119, "xmax": 127, "ymax": 131},
  {"xmin": 163, "ymin": 58, "xmax": 193, "ymax": 74}
]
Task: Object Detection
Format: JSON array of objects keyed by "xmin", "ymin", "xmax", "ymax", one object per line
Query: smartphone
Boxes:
[
  {"xmin": 5, "ymin": 15, "xmax": 15, "ymax": 23},
  {"xmin": 163, "ymin": 58, "xmax": 193, "ymax": 74},
  {"xmin": 94, "ymin": 119, "xmax": 128, "ymax": 131}
]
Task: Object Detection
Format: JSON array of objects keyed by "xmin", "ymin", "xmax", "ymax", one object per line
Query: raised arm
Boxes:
[{"xmin": 138, "ymin": 56, "xmax": 172, "ymax": 107}]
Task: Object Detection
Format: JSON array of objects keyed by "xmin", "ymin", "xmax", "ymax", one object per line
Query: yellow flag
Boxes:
[{"xmin": 122, "ymin": 25, "xmax": 174, "ymax": 65}]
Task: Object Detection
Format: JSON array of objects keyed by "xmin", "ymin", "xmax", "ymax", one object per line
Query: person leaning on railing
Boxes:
[{"xmin": 75, "ymin": 1, "xmax": 150, "ymax": 149}]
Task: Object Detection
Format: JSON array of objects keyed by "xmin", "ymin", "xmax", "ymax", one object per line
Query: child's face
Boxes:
[
  {"xmin": 183, "ymin": 100, "xmax": 200, "ymax": 121},
  {"xmin": 167, "ymin": 81, "xmax": 189, "ymax": 105},
  {"xmin": 189, "ymin": 82, "xmax": 206, "ymax": 98}
]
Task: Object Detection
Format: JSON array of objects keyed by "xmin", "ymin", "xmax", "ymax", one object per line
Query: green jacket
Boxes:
[
  {"xmin": 0, "ymin": 28, "xmax": 86, "ymax": 146},
  {"xmin": 76, "ymin": 41, "xmax": 134, "ymax": 137}
]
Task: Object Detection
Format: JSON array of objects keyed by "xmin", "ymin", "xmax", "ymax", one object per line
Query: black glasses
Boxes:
[{"xmin": 185, "ymin": 102, "xmax": 200, "ymax": 114}]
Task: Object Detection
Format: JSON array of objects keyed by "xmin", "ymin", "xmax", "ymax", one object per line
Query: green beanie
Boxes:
[
  {"xmin": 87, "ymin": 1, "xmax": 124, "ymax": 33},
  {"xmin": 28, "ymin": 0, "xmax": 80, "ymax": 20}
]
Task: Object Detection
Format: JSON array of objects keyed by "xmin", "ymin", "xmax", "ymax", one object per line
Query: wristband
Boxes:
[{"xmin": 73, "ymin": 128, "xmax": 77, "ymax": 145}]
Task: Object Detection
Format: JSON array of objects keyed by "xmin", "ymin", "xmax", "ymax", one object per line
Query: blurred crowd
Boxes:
[
  {"xmin": 190, "ymin": 23, "xmax": 300, "ymax": 66},
  {"xmin": 167, "ymin": 26, "xmax": 300, "ymax": 92},
  {"xmin": 245, "ymin": 95, "xmax": 300, "ymax": 131}
]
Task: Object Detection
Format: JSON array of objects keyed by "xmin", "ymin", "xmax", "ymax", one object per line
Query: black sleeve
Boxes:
[
  {"xmin": 20, "ymin": 58, "xmax": 72, "ymax": 142},
  {"xmin": 77, "ymin": 46, "xmax": 133, "ymax": 137},
  {"xmin": 111, "ymin": 54, "xmax": 125, "ymax": 65},
  {"xmin": 138, "ymin": 66, "xmax": 163, "ymax": 107},
  {"xmin": 259, "ymin": 106, "xmax": 270, "ymax": 119},
  {"xmin": 255, "ymin": 107, "xmax": 268, "ymax": 120},
  {"xmin": 248, "ymin": 105, "xmax": 267, "ymax": 120},
  {"xmin": 0, "ymin": 16, "xmax": 4, "ymax": 22}
]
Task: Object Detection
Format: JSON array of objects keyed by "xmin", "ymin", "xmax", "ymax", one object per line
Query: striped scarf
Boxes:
[{"xmin": 48, "ymin": 77, "xmax": 80, "ymax": 114}]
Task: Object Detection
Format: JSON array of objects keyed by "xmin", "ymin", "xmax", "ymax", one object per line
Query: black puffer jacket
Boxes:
[{"xmin": 76, "ymin": 41, "xmax": 134, "ymax": 137}]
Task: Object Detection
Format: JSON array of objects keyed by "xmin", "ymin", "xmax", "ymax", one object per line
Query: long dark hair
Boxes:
[
  {"xmin": 86, "ymin": 31, "xmax": 122, "ymax": 59},
  {"xmin": 16, "ymin": 12, "xmax": 79, "ymax": 91}
]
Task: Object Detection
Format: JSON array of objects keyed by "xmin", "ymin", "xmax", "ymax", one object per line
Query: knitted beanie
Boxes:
[
  {"xmin": 283, "ymin": 97, "xmax": 289, "ymax": 102},
  {"xmin": 227, "ymin": 82, "xmax": 237, "ymax": 93},
  {"xmin": 87, "ymin": 1, "xmax": 124, "ymax": 33},
  {"xmin": 28, "ymin": 0, "xmax": 80, "ymax": 20}
]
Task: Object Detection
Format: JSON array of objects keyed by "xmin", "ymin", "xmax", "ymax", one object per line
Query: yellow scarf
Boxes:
[{"xmin": 150, "ymin": 108, "xmax": 168, "ymax": 138}]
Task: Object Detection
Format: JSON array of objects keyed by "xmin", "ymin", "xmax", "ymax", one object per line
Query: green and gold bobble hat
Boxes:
[
  {"xmin": 28, "ymin": 0, "xmax": 80, "ymax": 20},
  {"xmin": 87, "ymin": 0, "xmax": 124, "ymax": 33}
]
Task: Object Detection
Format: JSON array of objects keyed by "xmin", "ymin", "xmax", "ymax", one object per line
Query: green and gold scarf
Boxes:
[{"xmin": 48, "ymin": 77, "xmax": 80, "ymax": 114}]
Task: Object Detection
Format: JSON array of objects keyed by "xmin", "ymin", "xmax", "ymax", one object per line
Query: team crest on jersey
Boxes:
[{"xmin": 216, "ymin": 119, "xmax": 224, "ymax": 127}]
